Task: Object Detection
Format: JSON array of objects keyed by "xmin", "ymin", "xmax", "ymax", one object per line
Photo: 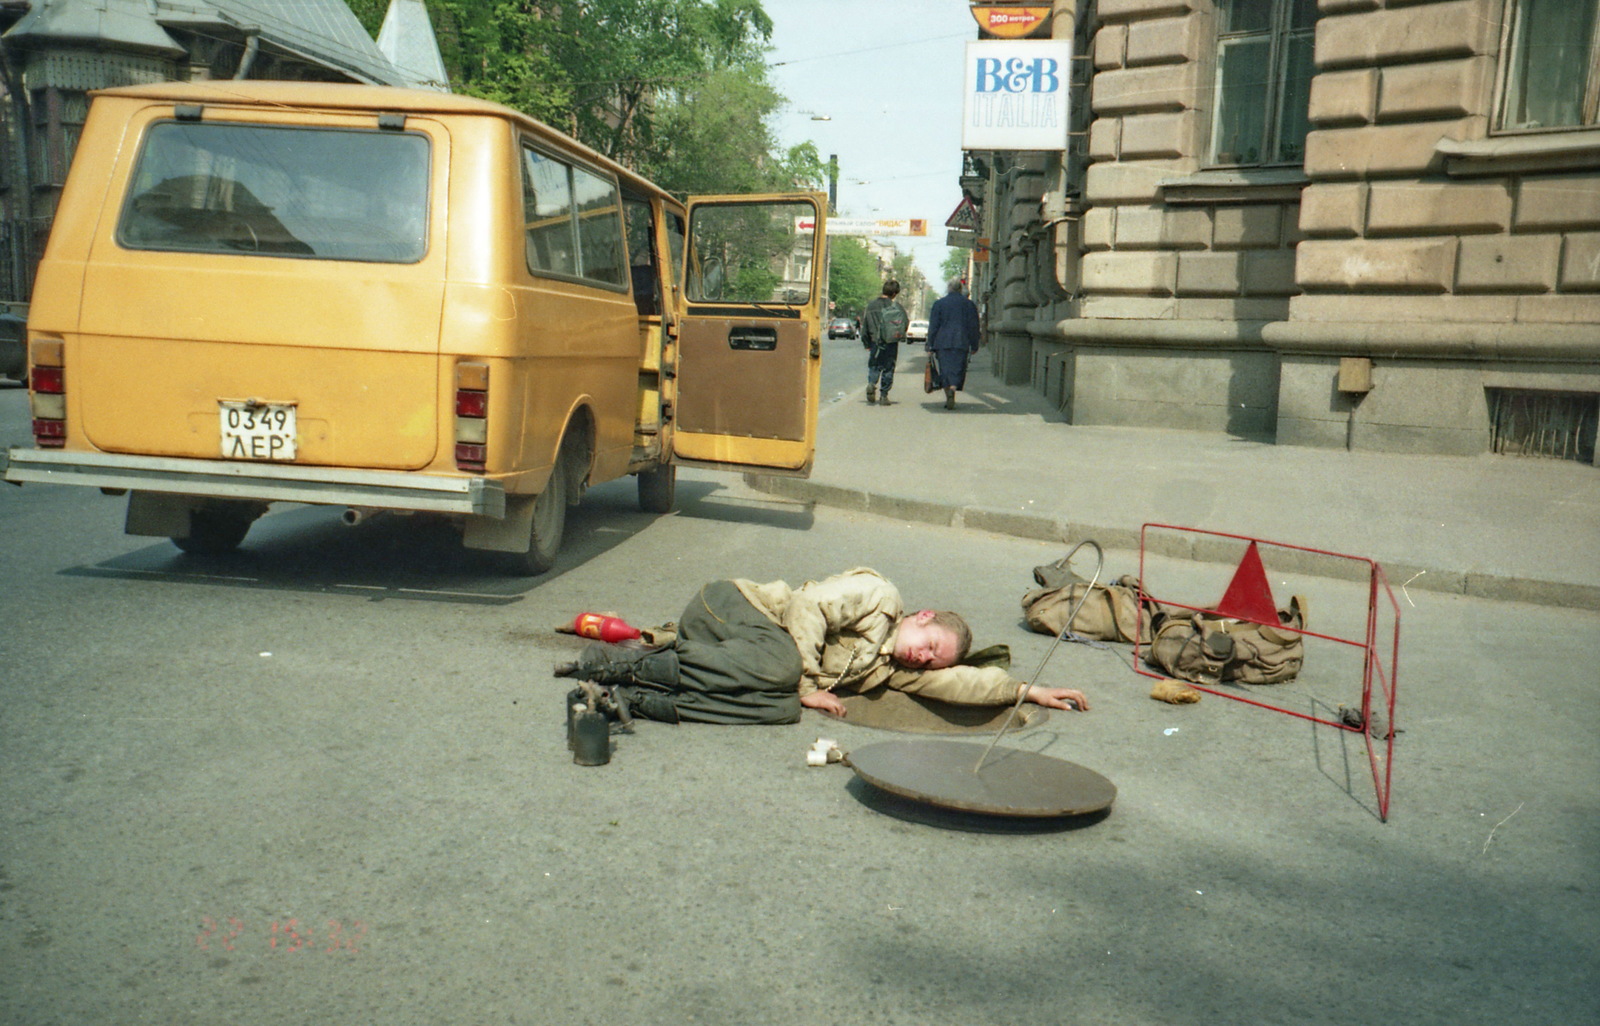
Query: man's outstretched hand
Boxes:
[
  {"xmin": 800, "ymin": 690, "xmax": 848, "ymax": 718},
  {"xmin": 1023, "ymin": 686, "xmax": 1090, "ymax": 711}
]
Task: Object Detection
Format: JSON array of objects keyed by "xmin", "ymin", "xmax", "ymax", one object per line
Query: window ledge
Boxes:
[
  {"xmin": 1438, "ymin": 129, "xmax": 1600, "ymax": 177},
  {"xmin": 1157, "ymin": 168, "xmax": 1309, "ymax": 204}
]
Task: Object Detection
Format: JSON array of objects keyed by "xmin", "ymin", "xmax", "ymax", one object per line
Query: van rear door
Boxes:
[
  {"xmin": 672, "ymin": 194, "xmax": 823, "ymax": 475},
  {"xmin": 76, "ymin": 102, "xmax": 447, "ymax": 471}
]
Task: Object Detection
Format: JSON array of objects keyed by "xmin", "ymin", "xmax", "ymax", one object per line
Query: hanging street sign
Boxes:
[
  {"xmin": 945, "ymin": 196, "xmax": 980, "ymax": 230},
  {"xmin": 947, "ymin": 228, "xmax": 976, "ymax": 249},
  {"xmin": 796, "ymin": 217, "xmax": 928, "ymax": 237},
  {"xmin": 961, "ymin": 39, "xmax": 1072, "ymax": 150},
  {"xmin": 969, "ymin": 5, "xmax": 1053, "ymax": 39}
]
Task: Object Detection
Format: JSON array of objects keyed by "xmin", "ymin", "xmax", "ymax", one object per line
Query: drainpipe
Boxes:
[
  {"xmin": 0, "ymin": 43, "xmax": 34, "ymax": 303},
  {"xmin": 1049, "ymin": 0, "xmax": 1083, "ymax": 303},
  {"xmin": 233, "ymin": 30, "xmax": 260, "ymax": 79}
]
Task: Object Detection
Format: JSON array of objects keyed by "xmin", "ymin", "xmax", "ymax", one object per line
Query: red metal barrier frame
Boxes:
[{"xmin": 1135, "ymin": 523, "xmax": 1401, "ymax": 820}]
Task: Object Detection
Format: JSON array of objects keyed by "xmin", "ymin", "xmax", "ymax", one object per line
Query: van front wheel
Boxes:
[{"xmin": 637, "ymin": 463, "xmax": 675, "ymax": 513}]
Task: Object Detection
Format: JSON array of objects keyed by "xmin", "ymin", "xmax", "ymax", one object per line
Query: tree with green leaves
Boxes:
[
  {"xmin": 941, "ymin": 247, "xmax": 968, "ymax": 284},
  {"xmin": 345, "ymin": 1, "xmax": 812, "ymax": 198},
  {"xmin": 825, "ymin": 236, "xmax": 880, "ymax": 318}
]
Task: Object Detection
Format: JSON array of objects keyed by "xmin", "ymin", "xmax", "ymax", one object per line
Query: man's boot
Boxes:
[
  {"xmin": 944, "ymin": 387, "xmax": 956, "ymax": 410},
  {"xmin": 877, "ymin": 390, "xmax": 893, "ymax": 406},
  {"xmin": 613, "ymin": 685, "xmax": 680, "ymax": 724},
  {"xmin": 554, "ymin": 643, "xmax": 681, "ymax": 687},
  {"xmin": 865, "ymin": 385, "xmax": 877, "ymax": 405}
]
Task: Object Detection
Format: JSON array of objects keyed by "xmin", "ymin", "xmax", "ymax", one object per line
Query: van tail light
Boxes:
[
  {"xmin": 30, "ymin": 338, "xmax": 65, "ymax": 448},
  {"xmin": 32, "ymin": 366, "xmax": 64, "ymax": 393},
  {"xmin": 454, "ymin": 362, "xmax": 489, "ymax": 472}
]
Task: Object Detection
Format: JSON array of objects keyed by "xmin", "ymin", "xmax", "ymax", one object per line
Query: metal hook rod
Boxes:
[{"xmin": 973, "ymin": 539, "xmax": 1104, "ymax": 773}]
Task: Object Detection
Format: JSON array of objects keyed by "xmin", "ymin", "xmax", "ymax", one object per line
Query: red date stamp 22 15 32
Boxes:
[{"xmin": 196, "ymin": 916, "xmax": 366, "ymax": 954}]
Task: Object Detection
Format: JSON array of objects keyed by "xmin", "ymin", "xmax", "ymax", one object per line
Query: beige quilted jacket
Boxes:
[{"xmin": 733, "ymin": 567, "xmax": 1023, "ymax": 706}]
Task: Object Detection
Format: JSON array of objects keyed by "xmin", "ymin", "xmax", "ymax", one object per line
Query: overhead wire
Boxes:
[{"xmin": 769, "ymin": 30, "xmax": 971, "ymax": 67}]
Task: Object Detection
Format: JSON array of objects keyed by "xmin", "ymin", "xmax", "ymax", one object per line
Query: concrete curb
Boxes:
[{"xmin": 745, "ymin": 473, "xmax": 1600, "ymax": 613}]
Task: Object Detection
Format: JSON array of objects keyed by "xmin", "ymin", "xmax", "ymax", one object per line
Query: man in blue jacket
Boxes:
[{"xmin": 926, "ymin": 278, "xmax": 981, "ymax": 409}]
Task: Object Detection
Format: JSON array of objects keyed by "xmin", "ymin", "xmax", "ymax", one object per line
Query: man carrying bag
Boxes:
[
  {"xmin": 861, "ymin": 280, "xmax": 909, "ymax": 406},
  {"xmin": 925, "ymin": 278, "xmax": 981, "ymax": 409}
]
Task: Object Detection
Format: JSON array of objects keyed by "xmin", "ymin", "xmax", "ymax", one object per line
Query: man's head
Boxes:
[
  {"xmin": 892, "ymin": 609, "xmax": 972, "ymax": 670},
  {"xmin": 882, "ymin": 279, "xmax": 901, "ymax": 298},
  {"xmin": 946, "ymin": 278, "xmax": 965, "ymax": 295}
]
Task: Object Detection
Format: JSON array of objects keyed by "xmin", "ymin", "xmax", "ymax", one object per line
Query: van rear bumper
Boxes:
[{"xmin": 3, "ymin": 448, "xmax": 506, "ymax": 517}]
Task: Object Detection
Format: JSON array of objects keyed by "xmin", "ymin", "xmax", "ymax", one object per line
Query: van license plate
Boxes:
[{"xmin": 219, "ymin": 401, "xmax": 297, "ymax": 461}]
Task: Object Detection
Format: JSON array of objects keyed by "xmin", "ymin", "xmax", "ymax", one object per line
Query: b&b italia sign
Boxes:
[{"xmin": 961, "ymin": 40, "xmax": 1072, "ymax": 151}]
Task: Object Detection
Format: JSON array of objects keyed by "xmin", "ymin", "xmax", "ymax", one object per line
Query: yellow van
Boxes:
[{"xmin": 4, "ymin": 81, "xmax": 824, "ymax": 573}]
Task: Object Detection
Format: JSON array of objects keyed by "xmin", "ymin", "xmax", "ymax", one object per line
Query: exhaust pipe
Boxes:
[{"xmin": 342, "ymin": 506, "xmax": 385, "ymax": 527}]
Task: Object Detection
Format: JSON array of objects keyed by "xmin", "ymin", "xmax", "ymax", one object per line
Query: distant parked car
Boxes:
[
  {"xmin": 906, "ymin": 319, "xmax": 929, "ymax": 342},
  {"xmin": 828, "ymin": 317, "xmax": 857, "ymax": 339}
]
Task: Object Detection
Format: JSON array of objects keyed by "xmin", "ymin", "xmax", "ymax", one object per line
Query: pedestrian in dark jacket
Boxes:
[
  {"xmin": 926, "ymin": 278, "xmax": 981, "ymax": 409},
  {"xmin": 861, "ymin": 280, "xmax": 908, "ymax": 406}
]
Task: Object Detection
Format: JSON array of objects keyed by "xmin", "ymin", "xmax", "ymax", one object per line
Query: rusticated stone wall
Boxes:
[
  {"xmin": 1082, "ymin": 0, "xmax": 1304, "ymax": 321},
  {"xmin": 1275, "ymin": 0, "xmax": 1599, "ymax": 455},
  {"xmin": 997, "ymin": 0, "xmax": 1600, "ymax": 459},
  {"xmin": 1295, "ymin": 0, "xmax": 1597, "ymax": 322}
]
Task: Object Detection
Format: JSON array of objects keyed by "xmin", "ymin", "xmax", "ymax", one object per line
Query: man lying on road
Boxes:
[{"xmin": 555, "ymin": 567, "xmax": 1090, "ymax": 725}]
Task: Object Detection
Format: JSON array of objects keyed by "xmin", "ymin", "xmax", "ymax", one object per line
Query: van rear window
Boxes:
[{"xmin": 118, "ymin": 121, "xmax": 429, "ymax": 263}]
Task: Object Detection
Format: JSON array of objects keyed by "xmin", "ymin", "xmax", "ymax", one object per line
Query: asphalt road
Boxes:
[{"xmin": 1, "ymin": 374, "xmax": 1596, "ymax": 1026}]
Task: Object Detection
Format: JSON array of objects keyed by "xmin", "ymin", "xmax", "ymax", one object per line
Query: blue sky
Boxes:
[{"xmin": 762, "ymin": 0, "xmax": 978, "ymax": 284}]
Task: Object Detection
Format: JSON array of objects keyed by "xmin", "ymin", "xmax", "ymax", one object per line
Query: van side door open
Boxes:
[{"xmin": 673, "ymin": 195, "xmax": 824, "ymax": 475}]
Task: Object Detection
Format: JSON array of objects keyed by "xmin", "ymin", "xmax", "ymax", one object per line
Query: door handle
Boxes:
[{"xmin": 727, "ymin": 327, "xmax": 777, "ymax": 351}]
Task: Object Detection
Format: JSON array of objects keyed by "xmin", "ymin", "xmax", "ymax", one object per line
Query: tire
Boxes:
[
  {"xmin": 498, "ymin": 439, "xmax": 572, "ymax": 576},
  {"xmin": 172, "ymin": 506, "xmax": 255, "ymax": 555},
  {"xmin": 637, "ymin": 463, "xmax": 675, "ymax": 514}
]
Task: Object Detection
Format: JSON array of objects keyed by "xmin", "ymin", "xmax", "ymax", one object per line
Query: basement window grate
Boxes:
[{"xmin": 1487, "ymin": 388, "xmax": 1598, "ymax": 463}]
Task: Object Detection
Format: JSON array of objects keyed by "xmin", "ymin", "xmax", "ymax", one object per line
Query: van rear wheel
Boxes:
[
  {"xmin": 637, "ymin": 463, "xmax": 675, "ymax": 513},
  {"xmin": 500, "ymin": 445, "xmax": 571, "ymax": 576}
]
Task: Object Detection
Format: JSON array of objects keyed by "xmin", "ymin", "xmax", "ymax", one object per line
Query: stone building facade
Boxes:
[{"xmin": 969, "ymin": 0, "xmax": 1600, "ymax": 463}]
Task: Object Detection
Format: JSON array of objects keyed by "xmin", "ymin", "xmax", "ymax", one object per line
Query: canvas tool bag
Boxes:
[
  {"xmin": 1144, "ymin": 596, "xmax": 1307, "ymax": 686},
  {"xmin": 1021, "ymin": 566, "xmax": 1162, "ymax": 645}
]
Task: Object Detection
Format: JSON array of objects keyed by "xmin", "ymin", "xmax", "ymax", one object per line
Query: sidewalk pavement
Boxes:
[{"xmin": 747, "ymin": 350, "xmax": 1600, "ymax": 612}]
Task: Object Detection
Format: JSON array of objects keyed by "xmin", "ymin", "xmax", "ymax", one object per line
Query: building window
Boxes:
[
  {"xmin": 1209, "ymin": 0, "xmax": 1316, "ymax": 166},
  {"xmin": 1498, "ymin": 0, "xmax": 1600, "ymax": 131}
]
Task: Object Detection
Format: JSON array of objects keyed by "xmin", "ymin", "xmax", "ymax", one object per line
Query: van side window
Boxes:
[
  {"xmin": 687, "ymin": 199, "xmax": 816, "ymax": 304},
  {"xmin": 666, "ymin": 211, "xmax": 686, "ymax": 293},
  {"xmin": 118, "ymin": 122, "xmax": 429, "ymax": 263},
  {"xmin": 520, "ymin": 144, "xmax": 626, "ymax": 289},
  {"xmin": 521, "ymin": 148, "xmax": 578, "ymax": 277},
  {"xmin": 572, "ymin": 165, "xmax": 625, "ymax": 286},
  {"xmin": 623, "ymin": 197, "xmax": 659, "ymax": 315}
]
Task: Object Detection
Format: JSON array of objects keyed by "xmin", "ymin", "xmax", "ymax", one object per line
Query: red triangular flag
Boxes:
[{"xmin": 1213, "ymin": 540, "xmax": 1278, "ymax": 624}]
